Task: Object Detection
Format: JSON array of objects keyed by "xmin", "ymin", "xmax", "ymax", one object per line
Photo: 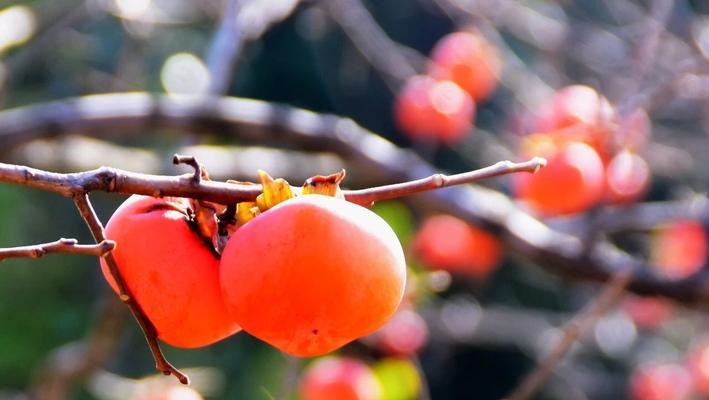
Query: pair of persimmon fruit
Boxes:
[{"xmin": 100, "ymin": 191, "xmax": 407, "ymax": 356}]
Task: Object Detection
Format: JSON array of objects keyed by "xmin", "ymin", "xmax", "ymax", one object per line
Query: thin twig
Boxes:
[
  {"xmin": 73, "ymin": 194, "xmax": 189, "ymax": 385},
  {"xmin": 503, "ymin": 268, "xmax": 635, "ymax": 400},
  {"xmin": 345, "ymin": 157, "xmax": 546, "ymax": 206},
  {"xmin": 173, "ymin": 154, "xmax": 203, "ymax": 183},
  {"xmin": 0, "ymin": 158, "xmax": 544, "ymax": 207},
  {"xmin": 0, "ymin": 238, "xmax": 114, "ymax": 262}
]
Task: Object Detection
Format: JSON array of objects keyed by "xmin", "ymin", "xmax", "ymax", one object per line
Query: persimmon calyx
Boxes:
[
  {"xmin": 302, "ymin": 170, "xmax": 346, "ymax": 198},
  {"xmin": 236, "ymin": 201, "xmax": 259, "ymax": 226},
  {"xmin": 256, "ymin": 170, "xmax": 295, "ymax": 211},
  {"xmin": 228, "ymin": 170, "xmax": 348, "ymax": 231}
]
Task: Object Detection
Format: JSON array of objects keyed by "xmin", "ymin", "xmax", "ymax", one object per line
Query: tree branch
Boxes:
[
  {"xmin": 30, "ymin": 295, "xmax": 127, "ymax": 400},
  {"xmin": 345, "ymin": 157, "xmax": 546, "ymax": 206},
  {"xmin": 322, "ymin": 0, "xmax": 418, "ymax": 86},
  {"xmin": 0, "ymin": 158, "xmax": 543, "ymax": 206},
  {"xmin": 73, "ymin": 194, "xmax": 189, "ymax": 385},
  {"xmin": 504, "ymin": 268, "xmax": 635, "ymax": 400},
  {"xmin": 0, "ymin": 238, "xmax": 114, "ymax": 262},
  {"xmin": 0, "ymin": 93, "xmax": 706, "ymax": 307},
  {"xmin": 205, "ymin": 0, "xmax": 245, "ymax": 95}
]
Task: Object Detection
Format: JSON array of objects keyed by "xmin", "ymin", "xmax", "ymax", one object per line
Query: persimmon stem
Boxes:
[
  {"xmin": 343, "ymin": 157, "xmax": 547, "ymax": 206},
  {"xmin": 72, "ymin": 194, "xmax": 189, "ymax": 385},
  {"xmin": 0, "ymin": 238, "xmax": 114, "ymax": 262}
]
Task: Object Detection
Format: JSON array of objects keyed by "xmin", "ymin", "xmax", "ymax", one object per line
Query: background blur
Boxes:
[{"xmin": 0, "ymin": 0, "xmax": 708, "ymax": 399}]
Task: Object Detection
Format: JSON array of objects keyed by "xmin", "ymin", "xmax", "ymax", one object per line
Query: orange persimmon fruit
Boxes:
[
  {"xmin": 300, "ymin": 356, "xmax": 383, "ymax": 400},
  {"xmin": 100, "ymin": 195, "xmax": 240, "ymax": 348},
  {"xmin": 412, "ymin": 214, "xmax": 502, "ymax": 280},
  {"xmin": 513, "ymin": 137, "xmax": 605, "ymax": 215},
  {"xmin": 220, "ymin": 194, "xmax": 407, "ymax": 357},
  {"xmin": 394, "ymin": 75, "xmax": 475, "ymax": 143},
  {"xmin": 428, "ymin": 30, "xmax": 501, "ymax": 102}
]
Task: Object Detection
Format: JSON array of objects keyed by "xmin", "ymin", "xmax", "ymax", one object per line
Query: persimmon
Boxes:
[
  {"xmin": 394, "ymin": 75, "xmax": 475, "ymax": 143},
  {"xmin": 101, "ymin": 195, "xmax": 240, "ymax": 348},
  {"xmin": 300, "ymin": 357, "xmax": 382, "ymax": 400},
  {"xmin": 513, "ymin": 138, "xmax": 605, "ymax": 215},
  {"xmin": 220, "ymin": 194, "xmax": 406, "ymax": 357},
  {"xmin": 370, "ymin": 307, "xmax": 428, "ymax": 356},
  {"xmin": 535, "ymin": 85, "xmax": 613, "ymax": 131},
  {"xmin": 650, "ymin": 220, "xmax": 707, "ymax": 280},
  {"xmin": 534, "ymin": 85, "xmax": 614, "ymax": 159},
  {"xmin": 412, "ymin": 214, "xmax": 501, "ymax": 279},
  {"xmin": 688, "ymin": 341, "xmax": 709, "ymax": 395},
  {"xmin": 621, "ymin": 295, "xmax": 673, "ymax": 330},
  {"xmin": 629, "ymin": 363, "xmax": 693, "ymax": 400},
  {"xmin": 605, "ymin": 149, "xmax": 650, "ymax": 204},
  {"xmin": 428, "ymin": 31, "xmax": 501, "ymax": 102},
  {"xmin": 132, "ymin": 386, "xmax": 203, "ymax": 400}
]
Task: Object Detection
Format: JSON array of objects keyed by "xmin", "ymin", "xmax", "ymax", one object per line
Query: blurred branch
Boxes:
[
  {"xmin": 0, "ymin": 93, "xmax": 708, "ymax": 307},
  {"xmin": 622, "ymin": 0, "xmax": 675, "ymax": 94},
  {"xmin": 554, "ymin": 195, "xmax": 709, "ymax": 235},
  {"xmin": 205, "ymin": 0, "xmax": 244, "ymax": 95},
  {"xmin": 204, "ymin": 0, "xmax": 302, "ymax": 90},
  {"xmin": 30, "ymin": 296, "xmax": 127, "ymax": 400},
  {"xmin": 322, "ymin": 0, "xmax": 419, "ymax": 87},
  {"xmin": 73, "ymin": 194, "xmax": 189, "ymax": 385},
  {"xmin": 430, "ymin": 0, "xmax": 554, "ymax": 108},
  {"xmin": 0, "ymin": 238, "xmax": 114, "ymax": 262},
  {"xmin": 504, "ymin": 268, "xmax": 634, "ymax": 400}
]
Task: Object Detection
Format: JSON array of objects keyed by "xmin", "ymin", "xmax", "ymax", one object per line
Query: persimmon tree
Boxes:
[{"xmin": 0, "ymin": 0, "xmax": 708, "ymax": 399}]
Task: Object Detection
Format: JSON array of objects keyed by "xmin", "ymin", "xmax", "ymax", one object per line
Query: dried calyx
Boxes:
[{"xmin": 191, "ymin": 169, "xmax": 348, "ymax": 254}]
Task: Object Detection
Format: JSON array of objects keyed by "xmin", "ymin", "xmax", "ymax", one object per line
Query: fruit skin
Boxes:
[
  {"xmin": 100, "ymin": 195, "xmax": 240, "ymax": 348},
  {"xmin": 300, "ymin": 357, "xmax": 382, "ymax": 400},
  {"xmin": 514, "ymin": 138, "xmax": 605, "ymax": 215},
  {"xmin": 535, "ymin": 85, "xmax": 613, "ymax": 132},
  {"xmin": 428, "ymin": 31, "xmax": 501, "ymax": 102},
  {"xmin": 370, "ymin": 308, "xmax": 428, "ymax": 356},
  {"xmin": 688, "ymin": 341, "xmax": 709, "ymax": 395},
  {"xmin": 533, "ymin": 85, "xmax": 614, "ymax": 160},
  {"xmin": 220, "ymin": 194, "xmax": 406, "ymax": 357},
  {"xmin": 629, "ymin": 363, "xmax": 693, "ymax": 400},
  {"xmin": 651, "ymin": 220, "xmax": 707, "ymax": 280},
  {"xmin": 412, "ymin": 214, "xmax": 501, "ymax": 279},
  {"xmin": 132, "ymin": 386, "xmax": 204, "ymax": 400},
  {"xmin": 621, "ymin": 295, "xmax": 673, "ymax": 330},
  {"xmin": 394, "ymin": 75, "xmax": 475, "ymax": 143},
  {"xmin": 605, "ymin": 149, "xmax": 650, "ymax": 204}
]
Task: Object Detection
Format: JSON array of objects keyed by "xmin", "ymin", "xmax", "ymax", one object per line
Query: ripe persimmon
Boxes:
[
  {"xmin": 513, "ymin": 138, "xmax": 605, "ymax": 215},
  {"xmin": 650, "ymin": 220, "xmax": 707, "ymax": 280},
  {"xmin": 300, "ymin": 357, "xmax": 382, "ymax": 400},
  {"xmin": 412, "ymin": 214, "xmax": 501, "ymax": 280},
  {"xmin": 428, "ymin": 31, "xmax": 501, "ymax": 102},
  {"xmin": 534, "ymin": 85, "xmax": 614, "ymax": 160},
  {"xmin": 394, "ymin": 75, "xmax": 475, "ymax": 143},
  {"xmin": 220, "ymin": 194, "xmax": 406, "ymax": 357},
  {"xmin": 101, "ymin": 195, "xmax": 240, "ymax": 348},
  {"xmin": 605, "ymin": 149, "xmax": 650, "ymax": 204}
]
